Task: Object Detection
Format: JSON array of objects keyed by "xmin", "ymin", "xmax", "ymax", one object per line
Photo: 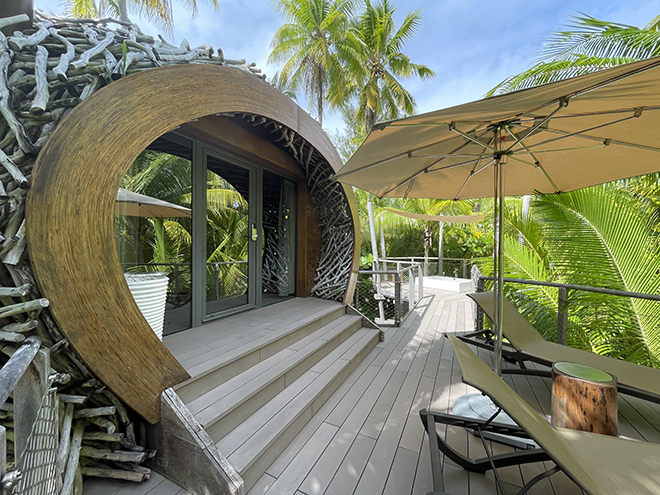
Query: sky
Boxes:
[{"xmin": 33, "ymin": 0, "xmax": 660, "ymax": 134}]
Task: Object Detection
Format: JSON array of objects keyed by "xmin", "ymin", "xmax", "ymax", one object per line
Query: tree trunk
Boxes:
[
  {"xmin": 117, "ymin": 0, "xmax": 131, "ymax": 24},
  {"xmin": 317, "ymin": 67, "xmax": 323, "ymax": 126}
]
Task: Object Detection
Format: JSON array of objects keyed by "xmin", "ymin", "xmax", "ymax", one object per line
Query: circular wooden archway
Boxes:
[{"xmin": 27, "ymin": 65, "xmax": 348, "ymax": 423}]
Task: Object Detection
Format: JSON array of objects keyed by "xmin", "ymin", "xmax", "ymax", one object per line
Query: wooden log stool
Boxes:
[{"xmin": 551, "ymin": 362, "xmax": 618, "ymax": 436}]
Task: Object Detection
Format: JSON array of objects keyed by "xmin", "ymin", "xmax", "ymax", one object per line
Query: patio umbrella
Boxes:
[
  {"xmin": 115, "ymin": 188, "xmax": 191, "ymax": 218},
  {"xmin": 337, "ymin": 55, "xmax": 660, "ymax": 376}
]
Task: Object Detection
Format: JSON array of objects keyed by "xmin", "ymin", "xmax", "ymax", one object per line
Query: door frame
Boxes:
[{"xmin": 192, "ymin": 143, "xmax": 264, "ymax": 326}]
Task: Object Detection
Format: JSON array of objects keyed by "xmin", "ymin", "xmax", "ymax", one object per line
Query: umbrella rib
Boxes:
[
  {"xmin": 530, "ymin": 144, "xmax": 609, "ymax": 154},
  {"xmin": 376, "ymin": 130, "xmax": 494, "ymax": 197},
  {"xmin": 413, "ymin": 153, "xmax": 489, "ymax": 159},
  {"xmin": 454, "ymin": 159, "xmax": 495, "ymax": 200},
  {"xmin": 335, "ymin": 124, "xmax": 488, "ymax": 180},
  {"xmin": 503, "ymin": 99, "xmax": 568, "ymax": 155},
  {"xmin": 450, "ymin": 125, "xmax": 497, "ymax": 152},
  {"xmin": 380, "ymin": 156, "xmax": 487, "ymax": 198},
  {"xmin": 537, "ymin": 127, "xmax": 660, "ymax": 154},
  {"xmin": 542, "ymin": 105, "xmax": 660, "ymax": 120},
  {"xmin": 437, "ymin": 136, "xmax": 497, "ymax": 200},
  {"xmin": 519, "ymin": 112, "xmax": 639, "ymax": 151},
  {"xmin": 504, "ymin": 126, "xmax": 542, "ymax": 167}
]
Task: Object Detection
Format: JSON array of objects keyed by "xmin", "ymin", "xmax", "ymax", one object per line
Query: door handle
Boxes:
[{"xmin": 251, "ymin": 224, "xmax": 258, "ymax": 242}]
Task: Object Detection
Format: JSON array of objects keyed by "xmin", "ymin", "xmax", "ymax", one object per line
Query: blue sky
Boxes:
[{"xmin": 34, "ymin": 0, "xmax": 660, "ymax": 133}]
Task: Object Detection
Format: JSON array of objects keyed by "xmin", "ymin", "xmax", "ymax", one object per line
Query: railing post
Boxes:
[
  {"xmin": 408, "ymin": 269, "xmax": 414, "ymax": 307},
  {"xmin": 213, "ymin": 263, "xmax": 220, "ymax": 300},
  {"xmin": 463, "ymin": 260, "xmax": 468, "ymax": 279},
  {"xmin": 476, "ymin": 277, "xmax": 485, "ymax": 333},
  {"xmin": 418, "ymin": 265, "xmax": 423, "ymax": 301},
  {"xmin": 0, "ymin": 425, "xmax": 5, "ymax": 492},
  {"xmin": 557, "ymin": 287, "xmax": 568, "ymax": 345},
  {"xmin": 395, "ymin": 274, "xmax": 401, "ymax": 326},
  {"xmin": 173, "ymin": 263, "xmax": 181, "ymax": 298}
]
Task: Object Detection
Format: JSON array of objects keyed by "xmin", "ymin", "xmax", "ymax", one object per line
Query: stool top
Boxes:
[{"xmin": 553, "ymin": 362, "xmax": 614, "ymax": 383}]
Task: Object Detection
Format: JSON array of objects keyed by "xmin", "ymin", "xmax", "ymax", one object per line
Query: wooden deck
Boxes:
[{"xmin": 84, "ymin": 289, "xmax": 660, "ymax": 495}]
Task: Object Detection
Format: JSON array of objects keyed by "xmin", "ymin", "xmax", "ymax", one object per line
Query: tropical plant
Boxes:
[
  {"xmin": 348, "ymin": 0, "xmax": 434, "ymax": 132},
  {"xmin": 268, "ymin": 0, "xmax": 358, "ymax": 126},
  {"xmin": 489, "ymin": 13, "xmax": 660, "ymax": 95},
  {"xmin": 63, "ymin": 0, "xmax": 218, "ymax": 37},
  {"xmin": 480, "ymin": 184, "xmax": 660, "ymax": 366}
]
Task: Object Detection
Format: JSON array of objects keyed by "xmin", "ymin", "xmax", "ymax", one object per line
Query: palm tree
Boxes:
[
  {"xmin": 349, "ymin": 0, "xmax": 434, "ymax": 133},
  {"xmin": 489, "ymin": 13, "xmax": 660, "ymax": 95},
  {"xmin": 268, "ymin": 0, "xmax": 358, "ymax": 126},
  {"xmin": 64, "ymin": 0, "xmax": 218, "ymax": 37}
]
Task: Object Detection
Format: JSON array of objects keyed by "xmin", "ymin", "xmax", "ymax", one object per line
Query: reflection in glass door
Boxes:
[
  {"xmin": 115, "ymin": 134, "xmax": 193, "ymax": 337},
  {"xmin": 197, "ymin": 149, "xmax": 257, "ymax": 320},
  {"xmin": 261, "ymin": 170, "xmax": 296, "ymax": 306}
]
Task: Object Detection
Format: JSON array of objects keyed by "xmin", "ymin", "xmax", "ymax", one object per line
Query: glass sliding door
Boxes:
[
  {"xmin": 118, "ymin": 133, "xmax": 300, "ymax": 334},
  {"xmin": 261, "ymin": 170, "xmax": 296, "ymax": 306},
  {"xmin": 195, "ymin": 147, "xmax": 257, "ymax": 321}
]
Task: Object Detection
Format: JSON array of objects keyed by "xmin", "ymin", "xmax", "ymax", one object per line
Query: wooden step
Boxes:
[
  {"xmin": 174, "ymin": 302, "xmax": 346, "ymax": 404},
  {"xmin": 189, "ymin": 314, "xmax": 364, "ymax": 441},
  {"xmin": 219, "ymin": 327, "xmax": 381, "ymax": 492}
]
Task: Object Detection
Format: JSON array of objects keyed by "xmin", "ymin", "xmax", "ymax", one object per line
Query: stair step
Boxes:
[
  {"xmin": 175, "ymin": 303, "xmax": 346, "ymax": 404},
  {"xmin": 190, "ymin": 314, "xmax": 364, "ymax": 441},
  {"xmin": 221, "ymin": 327, "xmax": 381, "ymax": 492}
]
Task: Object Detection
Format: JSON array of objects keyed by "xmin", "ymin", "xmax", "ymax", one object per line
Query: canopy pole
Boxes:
[{"xmin": 494, "ymin": 128, "xmax": 505, "ymax": 377}]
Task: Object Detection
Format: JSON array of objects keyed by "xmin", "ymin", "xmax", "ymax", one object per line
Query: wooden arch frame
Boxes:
[{"xmin": 26, "ymin": 65, "xmax": 353, "ymax": 423}]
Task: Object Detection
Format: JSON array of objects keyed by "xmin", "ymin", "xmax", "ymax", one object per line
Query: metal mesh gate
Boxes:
[{"xmin": 13, "ymin": 387, "xmax": 59, "ymax": 495}]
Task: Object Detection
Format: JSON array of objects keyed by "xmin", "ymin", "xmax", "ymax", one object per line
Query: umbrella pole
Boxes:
[{"xmin": 494, "ymin": 154, "xmax": 505, "ymax": 376}]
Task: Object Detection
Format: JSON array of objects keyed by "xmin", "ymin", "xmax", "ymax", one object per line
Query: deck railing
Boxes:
[
  {"xmin": 383, "ymin": 257, "xmax": 475, "ymax": 279},
  {"xmin": 475, "ymin": 275, "xmax": 660, "ymax": 346},
  {"xmin": 355, "ymin": 262, "xmax": 424, "ymax": 326},
  {"xmin": 1, "ymin": 336, "xmax": 64, "ymax": 495},
  {"xmin": 121, "ymin": 261, "xmax": 248, "ymax": 302}
]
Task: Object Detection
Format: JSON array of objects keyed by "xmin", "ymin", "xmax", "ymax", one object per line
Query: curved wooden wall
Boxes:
[{"xmin": 27, "ymin": 65, "xmax": 354, "ymax": 423}]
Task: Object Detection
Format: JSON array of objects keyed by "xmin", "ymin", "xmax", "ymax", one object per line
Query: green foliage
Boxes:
[
  {"xmin": 269, "ymin": 0, "xmax": 434, "ymax": 132},
  {"xmin": 116, "ymin": 150, "xmax": 250, "ymax": 299},
  {"xmin": 478, "ymin": 183, "xmax": 660, "ymax": 367},
  {"xmin": 353, "ymin": 188, "xmax": 490, "ymax": 261},
  {"xmin": 489, "ymin": 13, "xmax": 660, "ymax": 95},
  {"xmin": 64, "ymin": 0, "xmax": 218, "ymax": 38}
]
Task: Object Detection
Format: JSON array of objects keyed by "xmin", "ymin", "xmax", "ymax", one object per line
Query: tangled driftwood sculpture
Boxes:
[{"xmin": 0, "ymin": 7, "xmax": 356, "ymax": 491}]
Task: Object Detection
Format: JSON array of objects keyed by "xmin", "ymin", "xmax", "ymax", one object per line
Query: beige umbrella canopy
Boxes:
[
  {"xmin": 337, "ymin": 56, "xmax": 660, "ymax": 200},
  {"xmin": 115, "ymin": 188, "xmax": 191, "ymax": 218},
  {"xmin": 338, "ymin": 56, "xmax": 660, "ymax": 376}
]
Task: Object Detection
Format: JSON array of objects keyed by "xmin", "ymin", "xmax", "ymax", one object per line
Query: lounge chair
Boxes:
[
  {"xmin": 420, "ymin": 335, "xmax": 660, "ymax": 495},
  {"xmin": 461, "ymin": 291, "xmax": 660, "ymax": 403}
]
